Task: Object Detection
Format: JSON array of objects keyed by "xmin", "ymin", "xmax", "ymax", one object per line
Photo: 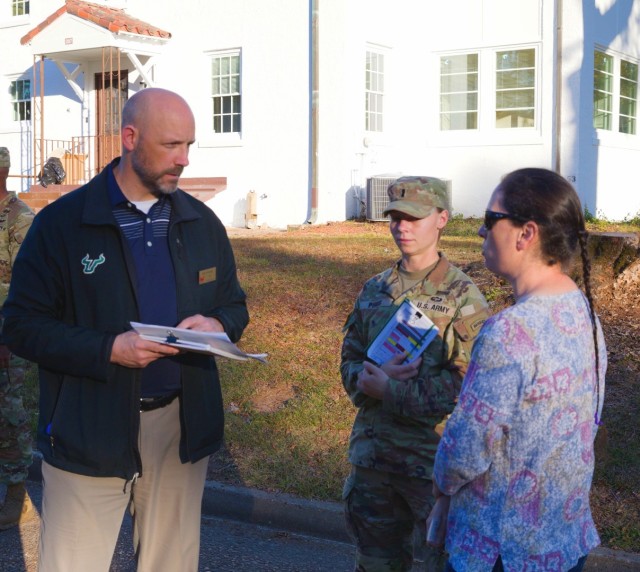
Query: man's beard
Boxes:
[{"xmin": 131, "ymin": 152, "xmax": 182, "ymax": 196}]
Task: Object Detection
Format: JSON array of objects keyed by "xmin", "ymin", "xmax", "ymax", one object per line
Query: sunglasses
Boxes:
[{"xmin": 483, "ymin": 210, "xmax": 531, "ymax": 230}]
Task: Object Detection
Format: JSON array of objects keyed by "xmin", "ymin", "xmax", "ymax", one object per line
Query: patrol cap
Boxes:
[
  {"xmin": 0, "ymin": 147, "xmax": 9, "ymax": 169},
  {"xmin": 383, "ymin": 176, "xmax": 449, "ymax": 218}
]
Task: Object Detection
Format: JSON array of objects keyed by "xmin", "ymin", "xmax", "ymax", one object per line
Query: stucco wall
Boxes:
[{"xmin": 2, "ymin": 0, "xmax": 640, "ymax": 224}]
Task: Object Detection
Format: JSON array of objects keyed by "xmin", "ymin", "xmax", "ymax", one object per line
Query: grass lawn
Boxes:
[{"xmin": 22, "ymin": 217, "xmax": 640, "ymax": 553}]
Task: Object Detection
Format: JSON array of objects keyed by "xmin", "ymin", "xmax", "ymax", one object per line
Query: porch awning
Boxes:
[{"xmin": 19, "ymin": 0, "xmax": 171, "ymax": 89}]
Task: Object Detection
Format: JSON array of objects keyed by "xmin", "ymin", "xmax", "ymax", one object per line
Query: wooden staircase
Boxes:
[{"xmin": 18, "ymin": 177, "xmax": 227, "ymax": 214}]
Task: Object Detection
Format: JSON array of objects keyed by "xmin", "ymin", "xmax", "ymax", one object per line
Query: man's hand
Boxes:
[
  {"xmin": 110, "ymin": 330, "xmax": 180, "ymax": 368},
  {"xmin": 380, "ymin": 353, "xmax": 422, "ymax": 381},
  {"xmin": 176, "ymin": 314, "xmax": 224, "ymax": 332}
]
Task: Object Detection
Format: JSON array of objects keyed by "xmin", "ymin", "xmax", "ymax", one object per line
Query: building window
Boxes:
[
  {"xmin": 594, "ymin": 50, "xmax": 638, "ymax": 135},
  {"xmin": 10, "ymin": 79, "xmax": 31, "ymax": 121},
  {"xmin": 594, "ymin": 51, "xmax": 613, "ymax": 130},
  {"xmin": 438, "ymin": 47, "xmax": 538, "ymax": 134},
  {"xmin": 12, "ymin": 0, "xmax": 29, "ymax": 16},
  {"xmin": 211, "ymin": 52, "xmax": 241, "ymax": 134},
  {"xmin": 620, "ymin": 59, "xmax": 638, "ymax": 134},
  {"xmin": 440, "ymin": 54, "xmax": 478, "ymax": 130},
  {"xmin": 365, "ymin": 50, "xmax": 384, "ymax": 132},
  {"xmin": 495, "ymin": 48, "xmax": 535, "ymax": 128}
]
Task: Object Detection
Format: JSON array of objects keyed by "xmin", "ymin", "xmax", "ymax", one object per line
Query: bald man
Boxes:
[{"xmin": 3, "ymin": 89, "xmax": 249, "ymax": 571}]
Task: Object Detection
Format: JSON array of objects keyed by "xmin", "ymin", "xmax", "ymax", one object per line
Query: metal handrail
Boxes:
[{"xmin": 35, "ymin": 135, "xmax": 121, "ymax": 185}]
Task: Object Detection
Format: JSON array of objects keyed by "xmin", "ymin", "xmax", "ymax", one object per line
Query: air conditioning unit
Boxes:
[
  {"xmin": 366, "ymin": 176, "xmax": 453, "ymax": 221},
  {"xmin": 366, "ymin": 175, "xmax": 397, "ymax": 221}
]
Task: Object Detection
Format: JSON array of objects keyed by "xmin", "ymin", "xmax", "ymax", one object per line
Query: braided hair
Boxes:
[{"xmin": 499, "ymin": 168, "xmax": 603, "ymax": 425}]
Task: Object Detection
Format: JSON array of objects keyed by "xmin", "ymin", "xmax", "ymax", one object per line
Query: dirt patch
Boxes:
[
  {"xmin": 250, "ymin": 383, "xmax": 298, "ymax": 413},
  {"xmin": 225, "ymin": 220, "xmax": 389, "ymax": 238},
  {"xmin": 225, "ymin": 226, "xmax": 287, "ymax": 238}
]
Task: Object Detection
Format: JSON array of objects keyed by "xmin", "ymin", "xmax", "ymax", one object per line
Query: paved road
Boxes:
[
  {"xmin": 3, "ymin": 481, "xmax": 639, "ymax": 571},
  {"xmin": 1, "ymin": 482, "xmax": 355, "ymax": 572}
]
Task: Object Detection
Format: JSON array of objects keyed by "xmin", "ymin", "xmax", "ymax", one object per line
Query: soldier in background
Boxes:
[
  {"xmin": 0, "ymin": 147, "xmax": 36, "ymax": 529},
  {"xmin": 340, "ymin": 176, "xmax": 489, "ymax": 571}
]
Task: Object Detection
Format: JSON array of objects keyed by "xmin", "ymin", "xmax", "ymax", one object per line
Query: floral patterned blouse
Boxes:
[{"xmin": 433, "ymin": 290, "xmax": 607, "ymax": 572}]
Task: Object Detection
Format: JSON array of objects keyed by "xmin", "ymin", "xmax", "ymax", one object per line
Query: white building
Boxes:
[{"xmin": 1, "ymin": 0, "xmax": 639, "ymax": 227}]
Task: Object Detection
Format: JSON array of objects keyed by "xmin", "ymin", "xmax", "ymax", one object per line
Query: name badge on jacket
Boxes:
[{"xmin": 199, "ymin": 267, "xmax": 216, "ymax": 284}]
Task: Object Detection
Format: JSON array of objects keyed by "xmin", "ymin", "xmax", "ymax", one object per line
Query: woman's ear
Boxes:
[
  {"xmin": 516, "ymin": 220, "xmax": 539, "ymax": 251},
  {"xmin": 436, "ymin": 209, "xmax": 449, "ymax": 231}
]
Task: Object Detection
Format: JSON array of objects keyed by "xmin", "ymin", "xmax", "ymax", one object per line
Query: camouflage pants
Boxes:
[
  {"xmin": 0, "ymin": 356, "xmax": 32, "ymax": 485},
  {"xmin": 343, "ymin": 466, "xmax": 447, "ymax": 572}
]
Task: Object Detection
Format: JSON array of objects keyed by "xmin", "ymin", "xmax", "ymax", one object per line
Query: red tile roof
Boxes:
[{"xmin": 21, "ymin": 0, "xmax": 171, "ymax": 45}]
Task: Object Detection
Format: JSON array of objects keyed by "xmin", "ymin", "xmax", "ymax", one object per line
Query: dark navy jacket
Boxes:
[{"xmin": 2, "ymin": 162, "xmax": 249, "ymax": 480}]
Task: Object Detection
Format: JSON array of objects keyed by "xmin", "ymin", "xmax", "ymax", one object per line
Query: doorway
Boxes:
[{"xmin": 95, "ymin": 70, "xmax": 128, "ymax": 171}]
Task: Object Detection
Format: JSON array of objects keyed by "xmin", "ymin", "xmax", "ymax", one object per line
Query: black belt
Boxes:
[{"xmin": 140, "ymin": 391, "xmax": 180, "ymax": 412}]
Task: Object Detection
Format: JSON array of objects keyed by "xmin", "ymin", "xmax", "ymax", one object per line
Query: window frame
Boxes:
[
  {"xmin": 1, "ymin": 0, "xmax": 30, "ymax": 27},
  {"xmin": 210, "ymin": 49, "xmax": 242, "ymax": 136},
  {"xmin": 11, "ymin": 0, "xmax": 29, "ymax": 16},
  {"xmin": 439, "ymin": 53, "xmax": 479, "ymax": 131},
  {"xmin": 10, "ymin": 78, "xmax": 31, "ymax": 122},
  {"xmin": 435, "ymin": 44, "xmax": 540, "ymax": 143},
  {"xmin": 619, "ymin": 58, "xmax": 638, "ymax": 135},
  {"xmin": 494, "ymin": 47, "xmax": 537, "ymax": 129},
  {"xmin": 594, "ymin": 48, "xmax": 638, "ymax": 136},
  {"xmin": 365, "ymin": 46, "xmax": 386, "ymax": 133}
]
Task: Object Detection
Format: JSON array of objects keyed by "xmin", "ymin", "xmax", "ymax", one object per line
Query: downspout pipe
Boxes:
[
  {"xmin": 554, "ymin": 0, "xmax": 562, "ymax": 173},
  {"xmin": 306, "ymin": 0, "xmax": 319, "ymax": 224}
]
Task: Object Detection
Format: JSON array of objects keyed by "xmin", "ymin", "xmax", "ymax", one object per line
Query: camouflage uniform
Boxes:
[
  {"xmin": 341, "ymin": 228, "xmax": 489, "ymax": 569},
  {"xmin": 0, "ymin": 354, "xmax": 31, "ymax": 485},
  {"xmin": 0, "ymin": 149, "xmax": 35, "ymax": 486}
]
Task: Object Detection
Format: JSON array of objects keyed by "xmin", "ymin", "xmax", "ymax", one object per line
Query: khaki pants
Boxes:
[{"xmin": 38, "ymin": 398, "xmax": 209, "ymax": 572}]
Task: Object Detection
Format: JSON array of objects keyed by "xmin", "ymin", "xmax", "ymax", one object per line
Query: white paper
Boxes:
[
  {"xmin": 366, "ymin": 299, "xmax": 439, "ymax": 366},
  {"xmin": 130, "ymin": 322, "xmax": 268, "ymax": 364}
]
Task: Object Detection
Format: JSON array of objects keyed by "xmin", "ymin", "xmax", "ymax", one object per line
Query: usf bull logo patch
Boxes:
[{"xmin": 81, "ymin": 253, "xmax": 106, "ymax": 275}]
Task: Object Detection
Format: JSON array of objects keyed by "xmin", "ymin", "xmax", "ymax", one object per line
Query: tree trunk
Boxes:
[{"xmin": 584, "ymin": 231, "xmax": 640, "ymax": 301}]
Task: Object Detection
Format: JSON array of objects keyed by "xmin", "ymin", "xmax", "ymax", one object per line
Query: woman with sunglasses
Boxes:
[{"xmin": 429, "ymin": 168, "xmax": 607, "ymax": 572}]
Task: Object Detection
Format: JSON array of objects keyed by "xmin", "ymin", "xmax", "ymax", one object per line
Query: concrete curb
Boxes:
[
  {"xmin": 202, "ymin": 481, "xmax": 349, "ymax": 544},
  {"xmin": 27, "ymin": 452, "xmax": 348, "ymax": 544},
  {"xmin": 200, "ymin": 483, "xmax": 640, "ymax": 571},
  {"xmin": 584, "ymin": 547, "xmax": 640, "ymax": 571},
  {"xmin": 27, "ymin": 454, "xmax": 640, "ymax": 570}
]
